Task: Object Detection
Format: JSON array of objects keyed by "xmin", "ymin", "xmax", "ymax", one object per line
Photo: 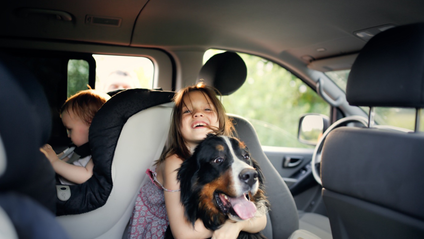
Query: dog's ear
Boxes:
[
  {"xmin": 177, "ymin": 153, "xmax": 200, "ymax": 225},
  {"xmin": 238, "ymin": 139, "xmax": 265, "ymax": 184},
  {"xmin": 251, "ymin": 157, "xmax": 266, "ymax": 186}
]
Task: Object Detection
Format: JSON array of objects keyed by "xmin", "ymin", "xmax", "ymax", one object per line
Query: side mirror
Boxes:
[{"xmin": 298, "ymin": 114, "xmax": 329, "ymax": 146}]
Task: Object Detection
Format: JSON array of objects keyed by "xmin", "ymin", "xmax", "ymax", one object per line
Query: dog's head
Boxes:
[{"xmin": 177, "ymin": 134, "xmax": 268, "ymax": 230}]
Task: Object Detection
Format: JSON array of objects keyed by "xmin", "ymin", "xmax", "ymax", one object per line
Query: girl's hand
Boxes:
[
  {"xmin": 40, "ymin": 144, "xmax": 59, "ymax": 164},
  {"xmin": 212, "ymin": 214, "xmax": 267, "ymax": 239},
  {"xmin": 212, "ymin": 219, "xmax": 241, "ymax": 239}
]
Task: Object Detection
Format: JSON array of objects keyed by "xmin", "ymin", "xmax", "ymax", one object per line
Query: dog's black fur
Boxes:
[{"xmin": 165, "ymin": 134, "xmax": 269, "ymax": 239}]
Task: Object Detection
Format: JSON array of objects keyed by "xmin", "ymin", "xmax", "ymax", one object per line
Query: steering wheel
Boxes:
[{"xmin": 311, "ymin": 115, "xmax": 368, "ymax": 185}]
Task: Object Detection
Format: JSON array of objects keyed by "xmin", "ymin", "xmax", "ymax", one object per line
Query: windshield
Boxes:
[
  {"xmin": 325, "ymin": 70, "xmax": 422, "ymax": 131},
  {"xmin": 325, "ymin": 70, "xmax": 349, "ymax": 92}
]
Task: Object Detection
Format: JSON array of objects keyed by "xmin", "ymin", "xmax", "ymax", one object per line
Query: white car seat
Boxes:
[
  {"xmin": 56, "ymin": 89, "xmax": 174, "ymax": 239},
  {"xmin": 198, "ymin": 51, "xmax": 332, "ymax": 239}
]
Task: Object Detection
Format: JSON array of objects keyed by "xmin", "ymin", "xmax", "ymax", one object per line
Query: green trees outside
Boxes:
[
  {"xmin": 218, "ymin": 52, "xmax": 330, "ymax": 148},
  {"xmin": 67, "ymin": 59, "xmax": 89, "ymax": 97}
]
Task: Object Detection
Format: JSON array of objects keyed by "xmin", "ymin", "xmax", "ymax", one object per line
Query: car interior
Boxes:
[
  {"xmin": 320, "ymin": 23, "xmax": 424, "ymax": 239},
  {"xmin": 0, "ymin": 0, "xmax": 424, "ymax": 239},
  {"xmin": 0, "ymin": 57, "xmax": 68, "ymax": 239},
  {"xmin": 57, "ymin": 88, "xmax": 174, "ymax": 238}
]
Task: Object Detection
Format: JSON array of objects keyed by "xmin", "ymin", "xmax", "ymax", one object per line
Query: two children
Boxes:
[
  {"xmin": 128, "ymin": 83, "xmax": 267, "ymax": 239},
  {"xmin": 40, "ymin": 89, "xmax": 110, "ymax": 185},
  {"xmin": 43, "ymin": 84, "xmax": 266, "ymax": 238}
]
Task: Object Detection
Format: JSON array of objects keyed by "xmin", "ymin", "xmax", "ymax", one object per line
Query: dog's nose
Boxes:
[{"xmin": 239, "ymin": 168, "xmax": 258, "ymax": 188}]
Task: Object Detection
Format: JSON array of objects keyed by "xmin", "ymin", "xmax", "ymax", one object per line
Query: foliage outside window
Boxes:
[
  {"xmin": 67, "ymin": 59, "xmax": 89, "ymax": 98},
  {"xmin": 325, "ymin": 69, "xmax": 423, "ymax": 131},
  {"xmin": 204, "ymin": 50, "xmax": 330, "ymax": 148},
  {"xmin": 373, "ymin": 107, "xmax": 423, "ymax": 131}
]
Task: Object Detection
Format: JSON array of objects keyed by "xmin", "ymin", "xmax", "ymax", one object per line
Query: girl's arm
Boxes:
[
  {"xmin": 50, "ymin": 158, "xmax": 94, "ymax": 184},
  {"xmin": 163, "ymin": 154, "xmax": 213, "ymax": 239},
  {"xmin": 162, "ymin": 154, "xmax": 267, "ymax": 239}
]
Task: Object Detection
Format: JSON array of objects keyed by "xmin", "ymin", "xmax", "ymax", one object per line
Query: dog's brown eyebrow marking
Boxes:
[
  {"xmin": 239, "ymin": 141, "xmax": 246, "ymax": 149},
  {"xmin": 216, "ymin": 144, "xmax": 224, "ymax": 151}
]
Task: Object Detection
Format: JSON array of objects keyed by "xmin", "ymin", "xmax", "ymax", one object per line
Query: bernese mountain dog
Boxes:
[{"xmin": 165, "ymin": 134, "xmax": 270, "ymax": 239}]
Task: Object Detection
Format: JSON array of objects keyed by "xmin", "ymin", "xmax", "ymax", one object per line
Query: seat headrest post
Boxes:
[
  {"xmin": 368, "ymin": 107, "xmax": 375, "ymax": 128},
  {"xmin": 415, "ymin": 108, "xmax": 421, "ymax": 132}
]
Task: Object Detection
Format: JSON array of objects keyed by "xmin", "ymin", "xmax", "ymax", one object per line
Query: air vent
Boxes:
[{"xmin": 85, "ymin": 15, "xmax": 122, "ymax": 27}]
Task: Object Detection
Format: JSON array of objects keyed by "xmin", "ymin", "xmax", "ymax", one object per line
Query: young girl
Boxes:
[
  {"xmin": 128, "ymin": 83, "xmax": 267, "ymax": 239},
  {"xmin": 40, "ymin": 89, "xmax": 110, "ymax": 185}
]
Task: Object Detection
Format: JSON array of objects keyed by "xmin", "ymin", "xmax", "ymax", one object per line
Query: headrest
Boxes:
[
  {"xmin": 0, "ymin": 57, "xmax": 56, "ymax": 213},
  {"xmin": 0, "ymin": 58, "xmax": 46, "ymax": 184},
  {"xmin": 346, "ymin": 23, "xmax": 424, "ymax": 107},
  {"xmin": 56, "ymin": 89, "xmax": 174, "ymax": 215},
  {"xmin": 197, "ymin": 51, "xmax": 247, "ymax": 95}
]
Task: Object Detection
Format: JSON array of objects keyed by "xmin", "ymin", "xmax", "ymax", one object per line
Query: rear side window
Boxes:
[
  {"xmin": 67, "ymin": 59, "xmax": 89, "ymax": 97},
  {"xmin": 68, "ymin": 54, "xmax": 154, "ymax": 96},
  {"xmin": 4, "ymin": 50, "xmax": 157, "ymax": 149},
  {"xmin": 93, "ymin": 54, "xmax": 153, "ymax": 93}
]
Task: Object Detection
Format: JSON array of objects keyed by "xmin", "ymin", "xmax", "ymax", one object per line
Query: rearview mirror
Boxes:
[{"xmin": 298, "ymin": 114, "xmax": 329, "ymax": 146}]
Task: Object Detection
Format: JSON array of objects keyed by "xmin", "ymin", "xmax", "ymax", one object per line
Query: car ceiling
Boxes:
[{"xmin": 1, "ymin": 0, "xmax": 424, "ymax": 65}]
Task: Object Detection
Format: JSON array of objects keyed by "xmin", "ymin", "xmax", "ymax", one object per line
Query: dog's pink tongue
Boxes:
[{"xmin": 230, "ymin": 196, "xmax": 257, "ymax": 220}]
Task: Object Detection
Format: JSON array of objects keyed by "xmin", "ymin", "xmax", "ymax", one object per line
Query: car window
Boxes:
[
  {"xmin": 325, "ymin": 69, "xmax": 424, "ymax": 131},
  {"xmin": 67, "ymin": 59, "xmax": 89, "ymax": 97},
  {"xmin": 68, "ymin": 54, "xmax": 154, "ymax": 96},
  {"xmin": 373, "ymin": 107, "xmax": 423, "ymax": 131},
  {"xmin": 325, "ymin": 70, "xmax": 349, "ymax": 92},
  {"xmin": 204, "ymin": 50, "xmax": 330, "ymax": 148},
  {"xmin": 93, "ymin": 54, "xmax": 154, "ymax": 93}
]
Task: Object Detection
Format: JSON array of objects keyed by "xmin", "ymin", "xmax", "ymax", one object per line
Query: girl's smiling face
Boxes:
[{"xmin": 180, "ymin": 91, "xmax": 219, "ymax": 151}]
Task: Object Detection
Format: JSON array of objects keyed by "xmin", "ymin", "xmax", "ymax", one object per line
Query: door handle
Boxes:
[{"xmin": 283, "ymin": 156, "xmax": 303, "ymax": 168}]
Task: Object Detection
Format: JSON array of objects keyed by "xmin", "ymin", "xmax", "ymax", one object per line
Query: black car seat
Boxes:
[
  {"xmin": 56, "ymin": 89, "xmax": 174, "ymax": 239},
  {"xmin": 0, "ymin": 135, "xmax": 17, "ymax": 239},
  {"xmin": 320, "ymin": 23, "xmax": 424, "ymax": 238},
  {"xmin": 0, "ymin": 57, "xmax": 69, "ymax": 238},
  {"xmin": 198, "ymin": 52, "xmax": 332, "ymax": 238}
]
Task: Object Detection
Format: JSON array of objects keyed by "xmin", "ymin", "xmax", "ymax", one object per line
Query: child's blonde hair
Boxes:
[
  {"xmin": 61, "ymin": 89, "xmax": 110, "ymax": 125},
  {"xmin": 156, "ymin": 83, "xmax": 234, "ymax": 164}
]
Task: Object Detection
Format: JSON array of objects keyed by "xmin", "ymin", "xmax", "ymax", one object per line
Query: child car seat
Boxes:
[{"xmin": 56, "ymin": 89, "xmax": 175, "ymax": 239}]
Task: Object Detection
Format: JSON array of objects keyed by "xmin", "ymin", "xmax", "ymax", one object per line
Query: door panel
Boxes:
[{"xmin": 263, "ymin": 146, "xmax": 327, "ymax": 215}]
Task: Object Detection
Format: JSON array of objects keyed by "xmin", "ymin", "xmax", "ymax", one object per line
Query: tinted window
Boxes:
[
  {"xmin": 93, "ymin": 54, "xmax": 154, "ymax": 93},
  {"xmin": 68, "ymin": 59, "xmax": 89, "ymax": 97}
]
